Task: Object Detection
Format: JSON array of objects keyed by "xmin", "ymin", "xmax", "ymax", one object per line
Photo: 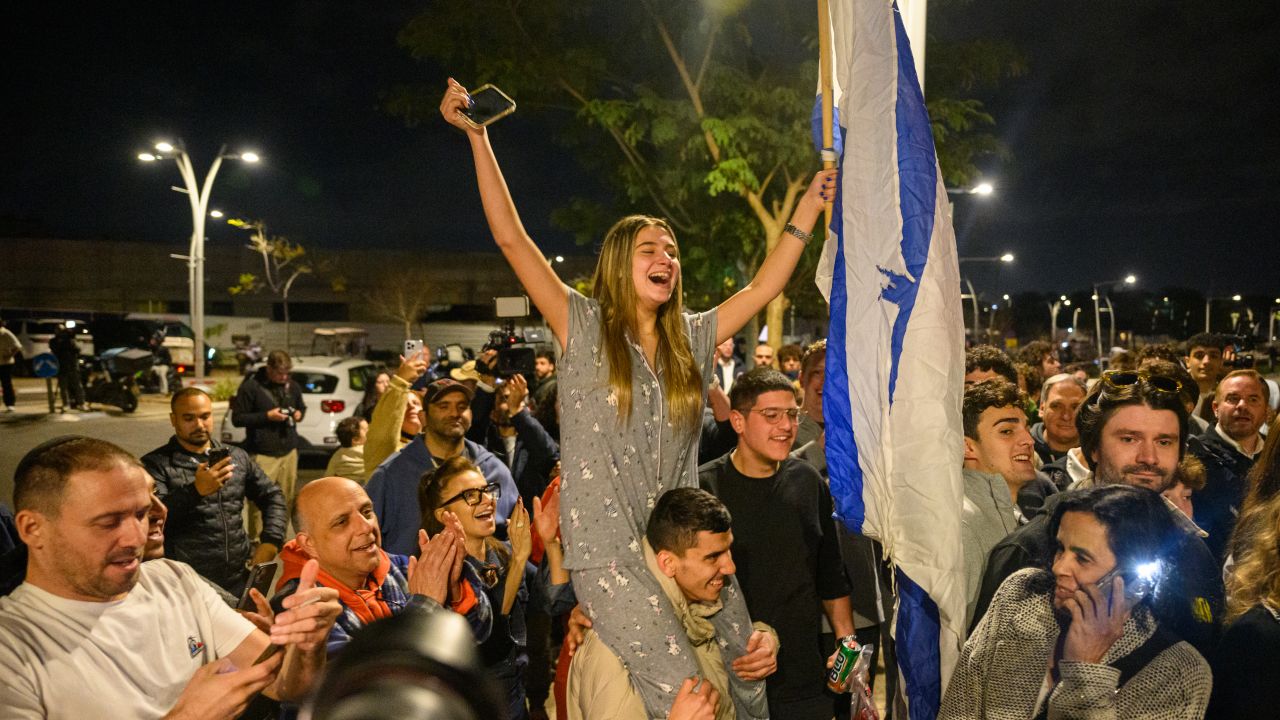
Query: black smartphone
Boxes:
[
  {"xmin": 237, "ymin": 560, "xmax": 279, "ymax": 611},
  {"xmin": 460, "ymin": 84, "xmax": 516, "ymax": 128},
  {"xmin": 207, "ymin": 446, "xmax": 231, "ymax": 466}
]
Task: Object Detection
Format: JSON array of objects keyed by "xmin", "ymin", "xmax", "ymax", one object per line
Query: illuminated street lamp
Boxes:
[
  {"xmin": 958, "ymin": 253, "xmax": 1015, "ymax": 344},
  {"xmin": 947, "ymin": 182, "xmax": 996, "ymax": 196},
  {"xmin": 1204, "ymin": 292, "xmax": 1245, "ymax": 333},
  {"xmin": 1048, "ymin": 294, "xmax": 1073, "ymax": 342},
  {"xmin": 138, "ymin": 141, "xmax": 260, "ymax": 380},
  {"xmin": 1093, "ymin": 275, "xmax": 1137, "ymax": 360}
]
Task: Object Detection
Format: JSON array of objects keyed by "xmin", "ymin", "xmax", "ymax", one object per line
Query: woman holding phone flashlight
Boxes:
[
  {"xmin": 941, "ymin": 485, "xmax": 1212, "ymax": 720},
  {"xmin": 441, "ymin": 77, "xmax": 833, "ymax": 719}
]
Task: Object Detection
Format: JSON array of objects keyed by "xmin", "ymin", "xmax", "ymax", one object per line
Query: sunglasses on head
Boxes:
[
  {"xmin": 438, "ymin": 483, "xmax": 502, "ymax": 508},
  {"xmin": 1100, "ymin": 370, "xmax": 1182, "ymax": 396}
]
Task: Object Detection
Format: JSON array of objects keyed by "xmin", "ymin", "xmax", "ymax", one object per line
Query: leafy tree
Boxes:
[
  {"xmin": 227, "ymin": 219, "xmax": 344, "ymax": 347},
  {"xmin": 391, "ymin": 0, "xmax": 1019, "ymax": 341}
]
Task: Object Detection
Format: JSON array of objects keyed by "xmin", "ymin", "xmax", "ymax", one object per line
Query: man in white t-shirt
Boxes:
[{"xmin": 0, "ymin": 436, "xmax": 343, "ymax": 720}]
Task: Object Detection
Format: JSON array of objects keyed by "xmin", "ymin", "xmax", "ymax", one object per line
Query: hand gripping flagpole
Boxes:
[{"xmin": 818, "ymin": 0, "xmax": 836, "ymax": 231}]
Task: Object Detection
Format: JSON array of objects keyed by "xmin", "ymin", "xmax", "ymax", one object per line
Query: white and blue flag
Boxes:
[{"xmin": 815, "ymin": 1, "xmax": 966, "ymax": 717}]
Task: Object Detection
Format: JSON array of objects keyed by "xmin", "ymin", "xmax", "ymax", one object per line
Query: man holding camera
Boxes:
[
  {"xmin": 143, "ymin": 387, "xmax": 287, "ymax": 594},
  {"xmin": 233, "ymin": 350, "xmax": 306, "ymax": 541}
]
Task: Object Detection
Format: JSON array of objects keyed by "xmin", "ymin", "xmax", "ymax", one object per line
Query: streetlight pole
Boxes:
[
  {"xmin": 1048, "ymin": 295, "xmax": 1071, "ymax": 344},
  {"xmin": 959, "ymin": 252, "xmax": 1014, "ymax": 345},
  {"xmin": 139, "ymin": 142, "xmax": 258, "ymax": 381},
  {"xmin": 1092, "ymin": 275, "xmax": 1136, "ymax": 361},
  {"xmin": 962, "ymin": 277, "xmax": 981, "ymax": 345}
]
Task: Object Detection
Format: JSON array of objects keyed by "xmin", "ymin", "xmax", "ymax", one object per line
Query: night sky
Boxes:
[{"xmin": 4, "ymin": 1, "xmax": 1277, "ymax": 297}]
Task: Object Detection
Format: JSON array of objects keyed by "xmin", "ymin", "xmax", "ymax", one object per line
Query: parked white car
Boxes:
[{"xmin": 220, "ymin": 357, "xmax": 384, "ymax": 455}]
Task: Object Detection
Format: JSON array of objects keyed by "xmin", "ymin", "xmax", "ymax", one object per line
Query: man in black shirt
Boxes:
[{"xmin": 699, "ymin": 368, "xmax": 853, "ymax": 719}]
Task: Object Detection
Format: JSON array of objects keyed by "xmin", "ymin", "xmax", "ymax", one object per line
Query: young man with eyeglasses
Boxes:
[
  {"xmin": 698, "ymin": 368, "xmax": 853, "ymax": 719},
  {"xmin": 970, "ymin": 370, "xmax": 1224, "ymax": 652}
]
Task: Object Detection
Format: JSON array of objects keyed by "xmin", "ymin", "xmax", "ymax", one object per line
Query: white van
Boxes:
[{"xmin": 13, "ymin": 319, "xmax": 94, "ymax": 369}]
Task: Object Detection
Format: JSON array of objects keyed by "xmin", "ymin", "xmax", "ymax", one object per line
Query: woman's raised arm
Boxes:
[
  {"xmin": 441, "ymin": 78, "xmax": 570, "ymax": 350},
  {"xmin": 713, "ymin": 169, "xmax": 836, "ymax": 344}
]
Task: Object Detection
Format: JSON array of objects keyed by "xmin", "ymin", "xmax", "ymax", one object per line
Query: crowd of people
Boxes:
[{"xmin": 0, "ymin": 79, "xmax": 1275, "ymax": 720}]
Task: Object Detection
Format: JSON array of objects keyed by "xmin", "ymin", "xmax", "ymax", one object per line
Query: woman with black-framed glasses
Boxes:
[{"xmin": 420, "ymin": 455, "xmax": 573, "ymax": 720}]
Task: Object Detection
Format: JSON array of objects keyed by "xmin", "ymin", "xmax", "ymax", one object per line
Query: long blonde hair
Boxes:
[
  {"xmin": 591, "ymin": 215, "xmax": 702, "ymax": 431},
  {"xmin": 1225, "ymin": 488, "xmax": 1280, "ymax": 622}
]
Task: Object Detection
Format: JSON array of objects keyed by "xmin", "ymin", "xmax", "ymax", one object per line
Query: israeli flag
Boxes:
[{"xmin": 815, "ymin": 1, "xmax": 966, "ymax": 718}]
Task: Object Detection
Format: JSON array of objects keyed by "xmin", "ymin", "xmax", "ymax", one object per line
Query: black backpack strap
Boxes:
[{"xmin": 1111, "ymin": 624, "xmax": 1180, "ymax": 686}]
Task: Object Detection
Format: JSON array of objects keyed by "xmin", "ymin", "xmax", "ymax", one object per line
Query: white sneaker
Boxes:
[{"xmin": 3, "ymin": 406, "xmax": 13, "ymax": 413}]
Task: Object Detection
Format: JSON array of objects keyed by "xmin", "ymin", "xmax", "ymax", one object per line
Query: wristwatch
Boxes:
[{"xmin": 784, "ymin": 222, "xmax": 814, "ymax": 244}]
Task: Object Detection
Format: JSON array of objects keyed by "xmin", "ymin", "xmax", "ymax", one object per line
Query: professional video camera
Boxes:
[
  {"xmin": 482, "ymin": 296, "xmax": 537, "ymax": 378},
  {"xmin": 301, "ymin": 606, "xmax": 505, "ymax": 720}
]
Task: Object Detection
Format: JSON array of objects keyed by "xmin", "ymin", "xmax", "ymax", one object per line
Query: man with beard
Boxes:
[
  {"xmin": 366, "ymin": 378, "xmax": 518, "ymax": 556},
  {"xmin": 143, "ymin": 387, "xmax": 287, "ymax": 594},
  {"xmin": 0, "ymin": 436, "xmax": 342, "ymax": 719},
  {"xmin": 1188, "ymin": 368, "xmax": 1269, "ymax": 562},
  {"xmin": 1, "ymin": 450, "xmax": 235, "ymax": 606},
  {"xmin": 970, "ymin": 372, "xmax": 1223, "ymax": 651},
  {"xmin": 699, "ymin": 368, "xmax": 852, "ymax": 719}
]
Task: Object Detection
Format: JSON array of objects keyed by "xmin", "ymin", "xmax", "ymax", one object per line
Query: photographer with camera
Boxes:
[
  {"xmin": 941, "ymin": 485, "xmax": 1212, "ymax": 719},
  {"xmin": 232, "ymin": 350, "xmax": 306, "ymax": 541},
  {"xmin": 143, "ymin": 388, "xmax": 287, "ymax": 594}
]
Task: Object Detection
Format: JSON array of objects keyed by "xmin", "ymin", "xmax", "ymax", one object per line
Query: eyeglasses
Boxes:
[
  {"xmin": 750, "ymin": 407, "xmax": 801, "ymax": 425},
  {"xmin": 1100, "ymin": 370, "xmax": 1182, "ymax": 395},
  {"xmin": 439, "ymin": 483, "xmax": 502, "ymax": 508}
]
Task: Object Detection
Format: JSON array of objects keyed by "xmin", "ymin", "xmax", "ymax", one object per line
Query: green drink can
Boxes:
[{"xmin": 827, "ymin": 635, "xmax": 862, "ymax": 692}]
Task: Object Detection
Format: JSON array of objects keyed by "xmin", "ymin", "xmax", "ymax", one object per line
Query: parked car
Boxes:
[
  {"xmin": 220, "ymin": 357, "xmax": 385, "ymax": 455},
  {"xmin": 12, "ymin": 319, "xmax": 94, "ymax": 371}
]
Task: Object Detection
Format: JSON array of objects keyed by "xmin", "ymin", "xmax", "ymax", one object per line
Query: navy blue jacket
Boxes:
[{"xmin": 366, "ymin": 436, "xmax": 518, "ymax": 556}]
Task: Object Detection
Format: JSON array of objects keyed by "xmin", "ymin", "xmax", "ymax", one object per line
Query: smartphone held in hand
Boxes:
[
  {"xmin": 238, "ymin": 560, "xmax": 279, "ymax": 611},
  {"xmin": 460, "ymin": 84, "xmax": 516, "ymax": 128},
  {"xmin": 404, "ymin": 338, "xmax": 425, "ymax": 358}
]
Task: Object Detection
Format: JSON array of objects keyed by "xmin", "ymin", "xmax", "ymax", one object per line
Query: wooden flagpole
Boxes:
[{"xmin": 818, "ymin": 0, "xmax": 835, "ymax": 232}]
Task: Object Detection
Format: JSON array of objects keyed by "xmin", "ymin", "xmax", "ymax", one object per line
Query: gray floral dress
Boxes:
[{"xmin": 559, "ymin": 289, "xmax": 768, "ymax": 719}]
